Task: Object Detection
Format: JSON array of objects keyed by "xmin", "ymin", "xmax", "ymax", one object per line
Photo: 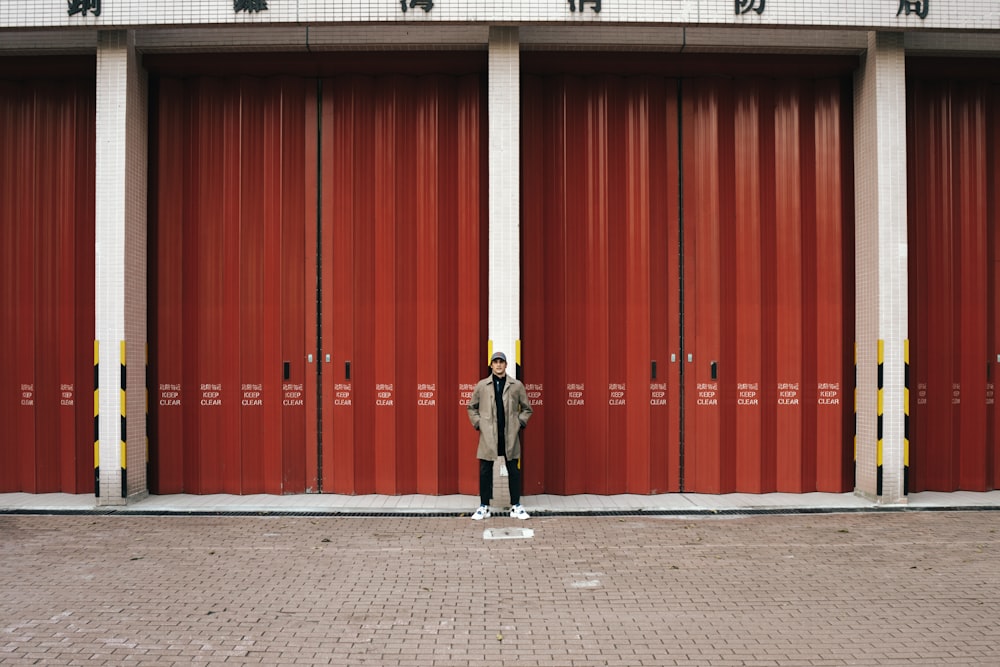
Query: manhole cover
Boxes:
[{"xmin": 483, "ymin": 527, "xmax": 535, "ymax": 540}]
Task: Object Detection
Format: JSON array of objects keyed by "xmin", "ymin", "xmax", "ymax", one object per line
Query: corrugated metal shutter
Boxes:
[{"xmin": 0, "ymin": 78, "xmax": 95, "ymax": 493}]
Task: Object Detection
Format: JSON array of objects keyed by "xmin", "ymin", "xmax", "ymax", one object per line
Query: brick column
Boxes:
[
  {"xmin": 488, "ymin": 26, "xmax": 520, "ymax": 373},
  {"xmin": 853, "ymin": 32, "xmax": 908, "ymax": 504},
  {"xmin": 487, "ymin": 27, "xmax": 521, "ymax": 497},
  {"xmin": 95, "ymin": 31, "xmax": 148, "ymax": 504}
]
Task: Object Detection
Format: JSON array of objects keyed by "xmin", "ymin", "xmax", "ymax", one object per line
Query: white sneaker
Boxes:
[
  {"xmin": 471, "ymin": 505, "xmax": 491, "ymax": 521},
  {"xmin": 510, "ymin": 505, "xmax": 530, "ymax": 520}
]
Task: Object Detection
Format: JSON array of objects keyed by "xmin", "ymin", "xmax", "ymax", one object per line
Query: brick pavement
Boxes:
[{"xmin": 1, "ymin": 510, "xmax": 998, "ymax": 666}]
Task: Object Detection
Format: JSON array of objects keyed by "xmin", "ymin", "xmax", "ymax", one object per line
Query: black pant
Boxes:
[{"xmin": 479, "ymin": 458, "xmax": 521, "ymax": 507}]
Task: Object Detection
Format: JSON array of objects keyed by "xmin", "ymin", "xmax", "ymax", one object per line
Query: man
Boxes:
[{"xmin": 466, "ymin": 351, "xmax": 533, "ymax": 520}]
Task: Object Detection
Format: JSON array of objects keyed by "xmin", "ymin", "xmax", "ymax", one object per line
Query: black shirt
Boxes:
[{"xmin": 493, "ymin": 373, "xmax": 507, "ymax": 451}]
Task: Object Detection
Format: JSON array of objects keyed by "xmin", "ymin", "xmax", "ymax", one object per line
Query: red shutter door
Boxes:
[
  {"xmin": 522, "ymin": 74, "xmax": 681, "ymax": 495},
  {"xmin": 0, "ymin": 77, "xmax": 95, "ymax": 493},
  {"xmin": 150, "ymin": 76, "xmax": 313, "ymax": 494},
  {"xmin": 908, "ymin": 76, "xmax": 997, "ymax": 492},
  {"xmin": 320, "ymin": 75, "xmax": 485, "ymax": 495},
  {"xmin": 682, "ymin": 78, "xmax": 852, "ymax": 493}
]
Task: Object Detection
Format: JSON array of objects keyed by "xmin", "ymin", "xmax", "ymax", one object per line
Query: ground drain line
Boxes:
[{"xmin": 1, "ymin": 506, "xmax": 998, "ymax": 518}]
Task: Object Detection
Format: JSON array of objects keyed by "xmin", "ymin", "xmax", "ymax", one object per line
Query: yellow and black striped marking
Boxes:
[
  {"xmin": 904, "ymin": 339, "xmax": 909, "ymax": 496},
  {"xmin": 146, "ymin": 344, "xmax": 150, "ymax": 483},
  {"xmin": 516, "ymin": 340, "xmax": 522, "ymax": 471},
  {"xmin": 94, "ymin": 341, "xmax": 99, "ymax": 498},
  {"xmin": 515, "ymin": 339, "xmax": 522, "ymax": 382},
  {"xmin": 877, "ymin": 339, "xmax": 884, "ymax": 497},
  {"xmin": 120, "ymin": 341, "xmax": 127, "ymax": 498},
  {"xmin": 853, "ymin": 342, "xmax": 857, "ymax": 467}
]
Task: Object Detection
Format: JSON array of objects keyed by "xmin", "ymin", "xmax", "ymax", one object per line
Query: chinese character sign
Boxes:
[
  {"xmin": 235, "ymin": 0, "xmax": 269, "ymax": 12},
  {"xmin": 735, "ymin": 0, "xmax": 764, "ymax": 15},
  {"xmin": 401, "ymin": 0, "xmax": 434, "ymax": 12},
  {"xmin": 897, "ymin": 0, "xmax": 928, "ymax": 19},
  {"xmin": 67, "ymin": 0, "xmax": 100, "ymax": 16},
  {"xmin": 568, "ymin": 0, "xmax": 601, "ymax": 12}
]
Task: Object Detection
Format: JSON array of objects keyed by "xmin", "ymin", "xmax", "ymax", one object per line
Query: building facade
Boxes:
[{"xmin": 1, "ymin": 0, "xmax": 998, "ymax": 505}]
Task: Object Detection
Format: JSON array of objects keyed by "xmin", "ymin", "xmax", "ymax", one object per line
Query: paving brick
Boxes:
[{"xmin": 1, "ymin": 512, "xmax": 999, "ymax": 665}]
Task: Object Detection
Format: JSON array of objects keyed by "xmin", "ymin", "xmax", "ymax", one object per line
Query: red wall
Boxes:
[
  {"xmin": 0, "ymin": 77, "xmax": 95, "ymax": 493},
  {"xmin": 907, "ymin": 76, "xmax": 1000, "ymax": 491}
]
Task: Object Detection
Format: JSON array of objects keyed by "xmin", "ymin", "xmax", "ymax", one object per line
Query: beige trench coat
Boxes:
[{"xmin": 466, "ymin": 374, "xmax": 534, "ymax": 461}]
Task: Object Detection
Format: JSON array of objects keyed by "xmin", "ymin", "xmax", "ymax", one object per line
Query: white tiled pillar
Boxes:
[
  {"xmin": 853, "ymin": 32, "xmax": 908, "ymax": 504},
  {"xmin": 488, "ymin": 26, "xmax": 520, "ymax": 373},
  {"xmin": 95, "ymin": 30, "xmax": 148, "ymax": 505}
]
